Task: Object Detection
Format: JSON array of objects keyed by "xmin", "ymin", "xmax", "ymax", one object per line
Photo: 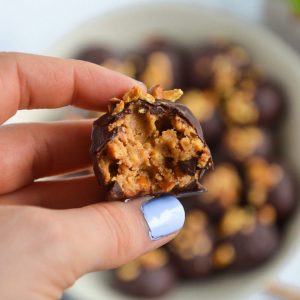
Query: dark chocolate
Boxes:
[
  {"xmin": 230, "ymin": 222, "xmax": 280, "ymax": 270},
  {"xmin": 167, "ymin": 210, "xmax": 215, "ymax": 278},
  {"xmin": 255, "ymin": 79, "xmax": 287, "ymax": 127},
  {"xmin": 112, "ymin": 249, "xmax": 177, "ymax": 298},
  {"xmin": 268, "ymin": 171, "xmax": 297, "ymax": 223},
  {"xmin": 113, "ymin": 265, "xmax": 176, "ymax": 298},
  {"xmin": 75, "ymin": 46, "xmax": 114, "ymax": 64},
  {"xmin": 188, "ymin": 41, "xmax": 251, "ymax": 89},
  {"xmin": 178, "ymin": 157, "xmax": 198, "ymax": 175}
]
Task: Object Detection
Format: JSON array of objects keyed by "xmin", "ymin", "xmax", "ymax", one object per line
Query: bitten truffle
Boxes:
[
  {"xmin": 112, "ymin": 248, "xmax": 176, "ymax": 298},
  {"xmin": 167, "ymin": 210, "xmax": 215, "ymax": 278},
  {"xmin": 91, "ymin": 86, "xmax": 213, "ymax": 201}
]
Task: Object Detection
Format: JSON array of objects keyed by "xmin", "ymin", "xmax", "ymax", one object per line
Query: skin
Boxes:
[{"xmin": 0, "ymin": 53, "xmax": 178, "ymax": 300}]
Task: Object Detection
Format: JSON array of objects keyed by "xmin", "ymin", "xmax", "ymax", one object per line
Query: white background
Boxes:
[{"xmin": 0, "ymin": 0, "xmax": 264, "ymax": 54}]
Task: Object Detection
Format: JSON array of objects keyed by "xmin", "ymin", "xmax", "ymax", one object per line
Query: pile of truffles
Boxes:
[{"xmin": 75, "ymin": 38, "xmax": 297, "ymax": 298}]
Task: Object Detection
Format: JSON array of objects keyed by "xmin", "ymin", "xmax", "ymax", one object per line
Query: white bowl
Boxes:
[{"xmin": 22, "ymin": 1, "xmax": 300, "ymax": 299}]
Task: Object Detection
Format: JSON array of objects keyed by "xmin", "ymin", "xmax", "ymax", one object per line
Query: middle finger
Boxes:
[{"xmin": 0, "ymin": 119, "xmax": 94, "ymax": 195}]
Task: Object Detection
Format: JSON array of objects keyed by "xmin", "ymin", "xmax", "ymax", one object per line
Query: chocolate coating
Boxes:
[
  {"xmin": 191, "ymin": 163, "xmax": 243, "ymax": 221},
  {"xmin": 180, "ymin": 89, "xmax": 224, "ymax": 148},
  {"xmin": 223, "ymin": 78, "xmax": 287, "ymax": 127},
  {"xmin": 188, "ymin": 41, "xmax": 251, "ymax": 90},
  {"xmin": 255, "ymin": 79, "xmax": 287, "ymax": 127},
  {"xmin": 112, "ymin": 249, "xmax": 176, "ymax": 298},
  {"xmin": 267, "ymin": 172, "xmax": 297, "ymax": 223},
  {"xmin": 201, "ymin": 109, "xmax": 224, "ymax": 149},
  {"xmin": 230, "ymin": 222, "xmax": 279, "ymax": 270},
  {"xmin": 221, "ymin": 127, "xmax": 275, "ymax": 165},
  {"xmin": 167, "ymin": 210, "xmax": 215, "ymax": 278},
  {"xmin": 244, "ymin": 158, "xmax": 297, "ymax": 223},
  {"xmin": 113, "ymin": 265, "xmax": 176, "ymax": 298},
  {"xmin": 217, "ymin": 208, "xmax": 280, "ymax": 270},
  {"xmin": 75, "ymin": 46, "xmax": 114, "ymax": 64}
]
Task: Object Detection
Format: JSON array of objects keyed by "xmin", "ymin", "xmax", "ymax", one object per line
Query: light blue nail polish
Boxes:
[{"xmin": 141, "ymin": 195, "xmax": 185, "ymax": 240}]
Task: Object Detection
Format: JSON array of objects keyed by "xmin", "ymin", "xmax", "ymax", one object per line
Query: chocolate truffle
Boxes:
[
  {"xmin": 167, "ymin": 210, "xmax": 215, "ymax": 278},
  {"xmin": 180, "ymin": 89, "xmax": 224, "ymax": 147},
  {"xmin": 244, "ymin": 157, "xmax": 296, "ymax": 223},
  {"xmin": 193, "ymin": 163, "xmax": 243, "ymax": 221},
  {"xmin": 254, "ymin": 79, "xmax": 287, "ymax": 127},
  {"xmin": 223, "ymin": 79, "xmax": 286, "ymax": 127},
  {"xmin": 112, "ymin": 248, "xmax": 176, "ymax": 298},
  {"xmin": 75, "ymin": 46, "xmax": 138, "ymax": 78},
  {"xmin": 221, "ymin": 126, "xmax": 274, "ymax": 164},
  {"xmin": 91, "ymin": 86, "xmax": 213, "ymax": 201},
  {"xmin": 189, "ymin": 41, "xmax": 252, "ymax": 93},
  {"xmin": 75, "ymin": 46, "xmax": 114, "ymax": 64},
  {"xmin": 216, "ymin": 207, "xmax": 280, "ymax": 270},
  {"xmin": 137, "ymin": 39, "xmax": 187, "ymax": 89}
]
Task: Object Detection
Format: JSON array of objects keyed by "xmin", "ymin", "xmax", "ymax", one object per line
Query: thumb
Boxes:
[{"xmin": 57, "ymin": 195, "xmax": 185, "ymax": 276}]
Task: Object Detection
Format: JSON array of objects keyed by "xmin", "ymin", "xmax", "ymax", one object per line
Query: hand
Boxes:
[{"xmin": 0, "ymin": 53, "xmax": 185, "ymax": 300}]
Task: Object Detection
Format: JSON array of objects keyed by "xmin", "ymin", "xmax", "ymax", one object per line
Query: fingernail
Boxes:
[{"xmin": 141, "ymin": 195, "xmax": 185, "ymax": 240}]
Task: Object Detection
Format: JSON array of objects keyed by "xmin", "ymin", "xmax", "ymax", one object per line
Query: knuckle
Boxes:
[
  {"xmin": 91, "ymin": 203, "xmax": 133, "ymax": 261},
  {"xmin": 20, "ymin": 208, "xmax": 77, "ymax": 287},
  {"xmin": 23, "ymin": 208, "xmax": 69, "ymax": 261}
]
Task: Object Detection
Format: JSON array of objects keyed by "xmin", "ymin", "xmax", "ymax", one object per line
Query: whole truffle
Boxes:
[
  {"xmin": 75, "ymin": 46, "xmax": 138, "ymax": 78},
  {"xmin": 216, "ymin": 207, "xmax": 280, "ymax": 270},
  {"xmin": 167, "ymin": 210, "xmax": 215, "ymax": 278},
  {"xmin": 244, "ymin": 157, "xmax": 297, "ymax": 223},
  {"xmin": 193, "ymin": 163, "xmax": 243, "ymax": 221},
  {"xmin": 112, "ymin": 248, "xmax": 176, "ymax": 298},
  {"xmin": 136, "ymin": 38, "xmax": 187, "ymax": 89},
  {"xmin": 91, "ymin": 86, "xmax": 213, "ymax": 201},
  {"xmin": 221, "ymin": 126, "xmax": 274, "ymax": 164},
  {"xmin": 223, "ymin": 79, "xmax": 287, "ymax": 127},
  {"xmin": 189, "ymin": 40, "xmax": 252, "ymax": 93},
  {"xmin": 180, "ymin": 89, "xmax": 224, "ymax": 148}
]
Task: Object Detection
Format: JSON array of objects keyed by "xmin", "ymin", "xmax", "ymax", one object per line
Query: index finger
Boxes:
[{"xmin": 0, "ymin": 52, "xmax": 141, "ymax": 124}]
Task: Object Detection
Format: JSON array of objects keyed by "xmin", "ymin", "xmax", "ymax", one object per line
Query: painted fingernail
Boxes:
[{"xmin": 141, "ymin": 195, "xmax": 185, "ymax": 240}]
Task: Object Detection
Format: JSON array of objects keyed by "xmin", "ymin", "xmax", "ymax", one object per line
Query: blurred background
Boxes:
[{"xmin": 2, "ymin": 0, "xmax": 300, "ymax": 299}]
